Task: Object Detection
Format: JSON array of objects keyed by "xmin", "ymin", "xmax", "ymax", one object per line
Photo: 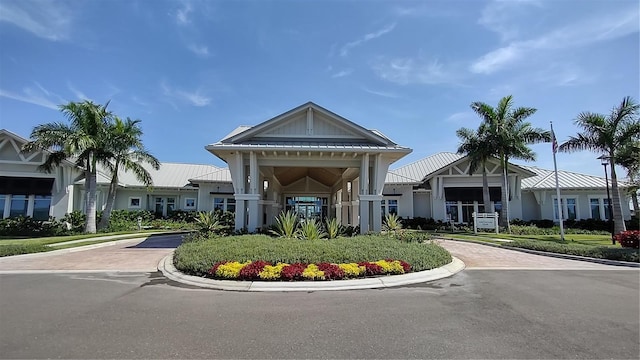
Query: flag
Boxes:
[{"xmin": 552, "ymin": 129, "xmax": 558, "ymax": 154}]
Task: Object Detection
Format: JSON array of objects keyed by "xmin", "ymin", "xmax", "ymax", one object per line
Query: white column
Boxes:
[
  {"xmin": 359, "ymin": 154, "xmax": 370, "ymax": 234},
  {"xmin": 234, "ymin": 152, "xmax": 246, "ymax": 231},
  {"xmin": 247, "ymin": 151, "xmax": 260, "ymax": 231},
  {"xmin": 341, "ymin": 179, "xmax": 350, "ymax": 225}
]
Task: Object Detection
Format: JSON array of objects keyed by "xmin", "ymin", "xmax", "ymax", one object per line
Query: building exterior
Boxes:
[{"xmin": 1, "ymin": 102, "xmax": 633, "ymax": 232}]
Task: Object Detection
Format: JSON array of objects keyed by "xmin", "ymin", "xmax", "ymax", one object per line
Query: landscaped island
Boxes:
[{"xmin": 173, "ymin": 234, "xmax": 452, "ymax": 281}]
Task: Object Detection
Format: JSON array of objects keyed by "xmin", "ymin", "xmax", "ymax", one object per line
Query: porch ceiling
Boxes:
[{"xmin": 274, "ymin": 166, "xmax": 344, "ymax": 187}]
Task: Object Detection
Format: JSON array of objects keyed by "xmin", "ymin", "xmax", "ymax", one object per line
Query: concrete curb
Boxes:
[
  {"xmin": 158, "ymin": 254, "xmax": 466, "ymax": 292},
  {"xmin": 436, "ymin": 236, "xmax": 639, "ymax": 268}
]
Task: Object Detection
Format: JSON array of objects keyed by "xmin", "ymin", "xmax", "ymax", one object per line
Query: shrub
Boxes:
[
  {"xmin": 382, "ymin": 213, "xmax": 403, "ymax": 233},
  {"xmin": 270, "ymin": 211, "xmax": 299, "ymax": 238},
  {"xmin": 0, "ymin": 216, "xmax": 66, "ymax": 237},
  {"xmin": 297, "ymin": 219, "xmax": 326, "ymax": 240},
  {"xmin": 504, "ymin": 239, "xmax": 639, "ymax": 263},
  {"xmin": 174, "ymin": 234, "xmax": 452, "ymax": 276},
  {"xmin": 614, "ymin": 231, "xmax": 640, "ymax": 249},
  {"xmin": 325, "ymin": 218, "xmax": 343, "ymax": 239},
  {"xmin": 167, "ymin": 210, "xmax": 197, "ymax": 223}
]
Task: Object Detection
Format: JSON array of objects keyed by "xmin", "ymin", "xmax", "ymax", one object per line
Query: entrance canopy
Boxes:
[{"xmin": 205, "ymin": 102, "xmax": 412, "ymax": 233}]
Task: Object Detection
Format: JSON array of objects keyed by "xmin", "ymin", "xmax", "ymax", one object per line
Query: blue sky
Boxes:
[{"xmin": 0, "ymin": 0, "xmax": 638, "ymax": 177}]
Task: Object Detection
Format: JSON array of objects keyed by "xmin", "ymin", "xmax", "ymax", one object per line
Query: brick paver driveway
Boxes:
[
  {"xmin": 436, "ymin": 238, "xmax": 626, "ymax": 269},
  {"xmin": 0, "ymin": 234, "xmax": 183, "ymax": 272}
]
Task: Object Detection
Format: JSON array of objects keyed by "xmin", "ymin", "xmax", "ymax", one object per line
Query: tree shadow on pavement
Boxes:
[{"xmin": 126, "ymin": 234, "xmax": 184, "ymax": 249}]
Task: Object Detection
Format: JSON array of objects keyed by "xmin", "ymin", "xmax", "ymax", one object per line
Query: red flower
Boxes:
[
  {"xmin": 614, "ymin": 230, "xmax": 640, "ymax": 249},
  {"xmin": 317, "ymin": 262, "xmax": 345, "ymax": 280},
  {"xmin": 357, "ymin": 262, "xmax": 384, "ymax": 276},
  {"xmin": 208, "ymin": 261, "xmax": 228, "ymax": 276},
  {"xmin": 398, "ymin": 260, "xmax": 411, "ymax": 273},
  {"xmin": 239, "ymin": 260, "xmax": 271, "ymax": 280},
  {"xmin": 281, "ymin": 263, "xmax": 307, "ymax": 280}
]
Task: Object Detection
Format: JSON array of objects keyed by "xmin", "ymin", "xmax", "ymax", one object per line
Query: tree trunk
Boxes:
[
  {"xmin": 98, "ymin": 173, "xmax": 118, "ymax": 230},
  {"xmin": 609, "ymin": 159, "xmax": 626, "ymax": 234},
  {"xmin": 499, "ymin": 156, "xmax": 511, "ymax": 232},
  {"xmin": 84, "ymin": 159, "xmax": 98, "ymax": 234},
  {"xmin": 481, "ymin": 162, "xmax": 491, "ymax": 212},
  {"xmin": 631, "ymin": 191, "xmax": 639, "ymax": 218}
]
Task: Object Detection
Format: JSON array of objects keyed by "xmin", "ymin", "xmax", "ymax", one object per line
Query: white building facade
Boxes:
[{"xmin": 1, "ymin": 102, "xmax": 633, "ymax": 230}]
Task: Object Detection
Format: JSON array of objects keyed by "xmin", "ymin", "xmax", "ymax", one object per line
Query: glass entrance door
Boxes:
[{"xmin": 285, "ymin": 196, "xmax": 328, "ymax": 221}]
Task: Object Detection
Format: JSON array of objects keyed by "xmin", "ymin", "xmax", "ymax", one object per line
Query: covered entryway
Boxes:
[{"xmin": 206, "ymin": 102, "xmax": 412, "ymax": 234}]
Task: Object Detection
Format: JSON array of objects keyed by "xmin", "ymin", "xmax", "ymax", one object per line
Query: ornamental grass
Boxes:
[{"xmin": 173, "ymin": 234, "xmax": 452, "ymax": 277}]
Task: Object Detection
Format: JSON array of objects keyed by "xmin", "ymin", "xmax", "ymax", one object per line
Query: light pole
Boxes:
[{"xmin": 598, "ymin": 155, "xmax": 615, "ymax": 244}]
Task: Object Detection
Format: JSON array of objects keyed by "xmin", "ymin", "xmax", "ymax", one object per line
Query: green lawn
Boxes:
[
  {"xmin": 0, "ymin": 230, "xmax": 160, "ymax": 246},
  {"xmin": 439, "ymin": 232, "xmax": 617, "ymax": 247}
]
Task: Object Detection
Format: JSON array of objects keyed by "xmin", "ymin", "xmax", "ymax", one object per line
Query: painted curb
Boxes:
[
  {"xmin": 436, "ymin": 237, "xmax": 640, "ymax": 268},
  {"xmin": 158, "ymin": 254, "xmax": 465, "ymax": 292}
]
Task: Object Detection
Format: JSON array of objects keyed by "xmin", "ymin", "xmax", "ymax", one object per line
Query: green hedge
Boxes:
[
  {"xmin": 0, "ymin": 243, "xmax": 51, "ymax": 257},
  {"xmin": 504, "ymin": 239, "xmax": 639, "ymax": 263},
  {"xmin": 174, "ymin": 234, "xmax": 452, "ymax": 276}
]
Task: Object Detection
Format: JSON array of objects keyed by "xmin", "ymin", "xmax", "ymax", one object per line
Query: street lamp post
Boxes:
[{"xmin": 598, "ymin": 155, "xmax": 615, "ymax": 244}]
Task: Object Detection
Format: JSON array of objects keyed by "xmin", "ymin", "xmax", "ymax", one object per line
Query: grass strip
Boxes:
[{"xmin": 503, "ymin": 239, "xmax": 638, "ymax": 263}]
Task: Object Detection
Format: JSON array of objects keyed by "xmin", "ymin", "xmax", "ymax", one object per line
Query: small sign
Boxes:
[{"xmin": 473, "ymin": 212, "xmax": 499, "ymax": 234}]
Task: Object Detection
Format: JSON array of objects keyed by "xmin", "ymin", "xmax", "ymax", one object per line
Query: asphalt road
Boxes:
[{"xmin": 1, "ymin": 270, "xmax": 638, "ymax": 359}]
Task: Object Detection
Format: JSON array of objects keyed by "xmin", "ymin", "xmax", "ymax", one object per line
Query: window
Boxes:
[
  {"xmin": 185, "ymin": 198, "xmax": 196, "ymax": 209},
  {"xmin": 589, "ymin": 197, "xmax": 612, "ymax": 220},
  {"xmin": 381, "ymin": 198, "xmax": 398, "ymax": 216},
  {"xmin": 213, "ymin": 197, "xmax": 236, "ymax": 213},
  {"xmin": 446, "ymin": 201, "xmax": 459, "ymax": 222},
  {"xmin": 9, "ymin": 195, "xmax": 28, "ymax": 218},
  {"xmin": 129, "ymin": 197, "xmax": 142, "ymax": 209},
  {"xmin": 553, "ymin": 197, "xmax": 578, "ymax": 220},
  {"xmin": 167, "ymin": 198, "xmax": 176, "ymax": 213},
  {"xmin": 590, "ymin": 198, "xmax": 600, "ymax": 219},
  {"xmin": 0, "ymin": 195, "xmax": 5, "ymax": 218},
  {"xmin": 32, "ymin": 195, "xmax": 51, "ymax": 221}
]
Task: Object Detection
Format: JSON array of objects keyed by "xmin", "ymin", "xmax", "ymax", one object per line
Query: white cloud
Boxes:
[
  {"xmin": 362, "ymin": 87, "xmax": 399, "ymax": 99},
  {"xmin": 478, "ymin": 0, "xmax": 542, "ymax": 42},
  {"xmin": 175, "ymin": 0, "xmax": 193, "ymax": 25},
  {"xmin": 339, "ymin": 23, "xmax": 396, "ymax": 57},
  {"xmin": 160, "ymin": 81, "xmax": 211, "ymax": 107},
  {"xmin": 0, "ymin": 0, "xmax": 73, "ymax": 41},
  {"xmin": 373, "ymin": 57, "xmax": 462, "ymax": 85},
  {"xmin": 67, "ymin": 82, "xmax": 90, "ymax": 101},
  {"xmin": 187, "ymin": 43, "xmax": 210, "ymax": 57},
  {"xmin": 331, "ymin": 69, "xmax": 353, "ymax": 78},
  {"xmin": 470, "ymin": 6, "xmax": 639, "ymax": 74},
  {"xmin": 0, "ymin": 86, "xmax": 60, "ymax": 110},
  {"xmin": 446, "ymin": 112, "xmax": 477, "ymax": 124}
]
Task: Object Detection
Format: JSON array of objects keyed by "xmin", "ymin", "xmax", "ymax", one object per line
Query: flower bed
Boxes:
[
  {"xmin": 207, "ymin": 259, "xmax": 412, "ymax": 281},
  {"xmin": 173, "ymin": 234, "xmax": 452, "ymax": 277}
]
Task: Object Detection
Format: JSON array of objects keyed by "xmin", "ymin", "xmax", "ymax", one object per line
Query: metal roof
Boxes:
[
  {"xmin": 94, "ymin": 162, "xmax": 222, "ymax": 188},
  {"xmin": 520, "ymin": 165, "xmax": 620, "ymax": 190},
  {"xmin": 390, "ymin": 152, "xmax": 464, "ymax": 182},
  {"xmin": 188, "ymin": 168, "xmax": 233, "ymax": 183},
  {"xmin": 208, "ymin": 141, "xmax": 411, "ymax": 152},
  {"xmin": 384, "ymin": 171, "xmax": 422, "ymax": 184}
]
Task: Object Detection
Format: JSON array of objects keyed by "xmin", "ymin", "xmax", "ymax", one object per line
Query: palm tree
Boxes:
[
  {"xmin": 98, "ymin": 117, "xmax": 160, "ymax": 230},
  {"xmin": 471, "ymin": 95, "xmax": 551, "ymax": 232},
  {"xmin": 456, "ymin": 124, "xmax": 494, "ymax": 213},
  {"xmin": 22, "ymin": 100, "xmax": 113, "ymax": 233},
  {"xmin": 616, "ymin": 140, "xmax": 640, "ymax": 216},
  {"xmin": 560, "ymin": 96, "xmax": 640, "ymax": 233}
]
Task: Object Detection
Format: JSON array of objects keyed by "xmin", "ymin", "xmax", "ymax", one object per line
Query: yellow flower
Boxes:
[
  {"xmin": 259, "ymin": 263, "xmax": 288, "ymax": 280},
  {"xmin": 302, "ymin": 264, "xmax": 325, "ymax": 280},
  {"xmin": 215, "ymin": 261, "xmax": 250, "ymax": 279},
  {"xmin": 374, "ymin": 260, "xmax": 405, "ymax": 274},
  {"xmin": 338, "ymin": 263, "xmax": 366, "ymax": 277}
]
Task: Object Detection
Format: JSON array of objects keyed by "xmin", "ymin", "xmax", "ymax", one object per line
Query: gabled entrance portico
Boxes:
[{"xmin": 206, "ymin": 102, "xmax": 412, "ymax": 234}]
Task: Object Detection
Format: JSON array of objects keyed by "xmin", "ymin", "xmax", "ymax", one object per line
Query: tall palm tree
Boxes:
[
  {"xmin": 98, "ymin": 117, "xmax": 160, "ymax": 230},
  {"xmin": 471, "ymin": 95, "xmax": 551, "ymax": 232},
  {"xmin": 22, "ymin": 100, "xmax": 113, "ymax": 233},
  {"xmin": 456, "ymin": 124, "xmax": 494, "ymax": 212},
  {"xmin": 560, "ymin": 96, "xmax": 640, "ymax": 233}
]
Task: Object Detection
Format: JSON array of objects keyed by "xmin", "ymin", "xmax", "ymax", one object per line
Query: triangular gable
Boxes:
[
  {"xmin": 224, "ymin": 102, "xmax": 393, "ymax": 146},
  {"xmin": 427, "ymin": 156, "xmax": 537, "ymax": 180}
]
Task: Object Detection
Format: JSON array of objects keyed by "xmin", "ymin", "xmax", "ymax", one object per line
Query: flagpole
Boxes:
[{"xmin": 551, "ymin": 121, "xmax": 565, "ymax": 241}]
